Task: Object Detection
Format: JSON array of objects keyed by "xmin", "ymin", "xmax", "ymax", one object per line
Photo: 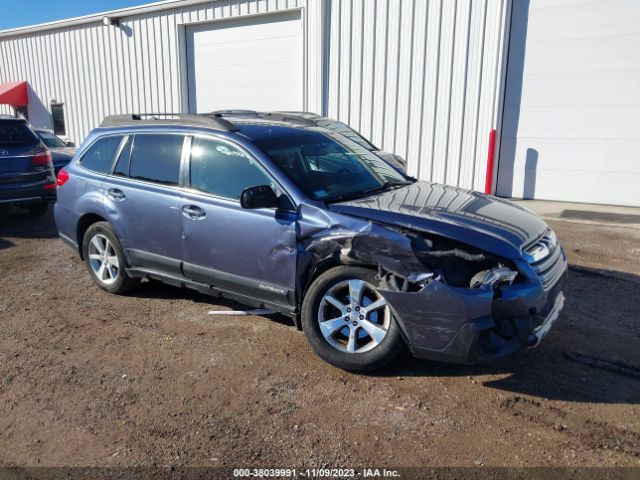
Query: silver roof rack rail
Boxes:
[
  {"xmin": 208, "ymin": 109, "xmax": 259, "ymax": 117},
  {"xmin": 99, "ymin": 113, "xmax": 238, "ymax": 131}
]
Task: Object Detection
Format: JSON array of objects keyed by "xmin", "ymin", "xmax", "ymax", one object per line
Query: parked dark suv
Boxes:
[
  {"xmin": 0, "ymin": 116, "xmax": 56, "ymax": 215},
  {"xmin": 54, "ymin": 114, "xmax": 567, "ymax": 372}
]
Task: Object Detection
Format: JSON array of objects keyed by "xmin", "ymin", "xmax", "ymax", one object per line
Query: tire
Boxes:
[
  {"xmin": 302, "ymin": 266, "xmax": 404, "ymax": 372},
  {"xmin": 82, "ymin": 222, "xmax": 139, "ymax": 294},
  {"xmin": 27, "ymin": 204, "xmax": 49, "ymax": 216}
]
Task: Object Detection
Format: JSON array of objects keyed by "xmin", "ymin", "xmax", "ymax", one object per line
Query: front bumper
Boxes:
[{"xmin": 381, "ymin": 258, "xmax": 568, "ymax": 365}]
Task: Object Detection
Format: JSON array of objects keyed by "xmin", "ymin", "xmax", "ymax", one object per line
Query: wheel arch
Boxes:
[
  {"xmin": 76, "ymin": 213, "xmax": 107, "ymax": 260},
  {"xmin": 295, "ymin": 259, "xmax": 378, "ymax": 330}
]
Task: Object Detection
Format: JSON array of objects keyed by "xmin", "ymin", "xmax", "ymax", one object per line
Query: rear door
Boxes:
[
  {"xmin": 103, "ymin": 133, "xmax": 186, "ymax": 276},
  {"xmin": 179, "ymin": 135, "xmax": 297, "ymax": 308}
]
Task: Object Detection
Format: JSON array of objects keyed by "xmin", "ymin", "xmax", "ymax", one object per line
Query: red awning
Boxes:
[{"xmin": 0, "ymin": 81, "xmax": 28, "ymax": 107}]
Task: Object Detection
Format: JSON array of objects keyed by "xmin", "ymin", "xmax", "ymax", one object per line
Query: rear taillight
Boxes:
[
  {"xmin": 57, "ymin": 168, "xmax": 70, "ymax": 187},
  {"xmin": 32, "ymin": 150, "xmax": 52, "ymax": 166}
]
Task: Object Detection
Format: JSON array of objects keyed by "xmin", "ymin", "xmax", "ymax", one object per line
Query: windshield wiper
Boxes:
[
  {"xmin": 325, "ymin": 180, "xmax": 413, "ymax": 203},
  {"xmin": 360, "ymin": 180, "xmax": 414, "ymax": 196}
]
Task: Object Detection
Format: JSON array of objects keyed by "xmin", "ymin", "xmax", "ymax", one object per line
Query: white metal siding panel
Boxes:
[
  {"xmin": 186, "ymin": 10, "xmax": 304, "ymax": 112},
  {"xmin": 497, "ymin": 0, "xmax": 640, "ymax": 206},
  {"xmin": 325, "ymin": 0, "xmax": 509, "ymax": 191},
  {"xmin": 0, "ymin": 0, "xmax": 508, "ymax": 194},
  {"xmin": 0, "ymin": 0, "xmax": 320, "ymax": 145}
]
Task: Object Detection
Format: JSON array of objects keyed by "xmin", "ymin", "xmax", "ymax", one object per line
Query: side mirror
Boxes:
[
  {"xmin": 66, "ymin": 141, "xmax": 75, "ymax": 147},
  {"xmin": 240, "ymin": 185, "xmax": 279, "ymax": 209}
]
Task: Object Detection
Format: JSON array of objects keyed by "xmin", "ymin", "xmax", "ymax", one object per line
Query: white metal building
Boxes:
[{"xmin": 0, "ymin": 0, "xmax": 638, "ymax": 207}]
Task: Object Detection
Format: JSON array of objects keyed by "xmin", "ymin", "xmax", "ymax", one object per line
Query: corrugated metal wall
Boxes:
[
  {"xmin": 0, "ymin": 0, "xmax": 509, "ymax": 192},
  {"xmin": 326, "ymin": 0, "xmax": 509, "ymax": 191},
  {"xmin": 0, "ymin": 0, "xmax": 323, "ymax": 146}
]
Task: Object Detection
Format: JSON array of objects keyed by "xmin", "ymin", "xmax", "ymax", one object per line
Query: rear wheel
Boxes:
[
  {"xmin": 27, "ymin": 204, "xmax": 48, "ymax": 216},
  {"xmin": 82, "ymin": 222, "xmax": 139, "ymax": 294},
  {"xmin": 302, "ymin": 266, "xmax": 404, "ymax": 372}
]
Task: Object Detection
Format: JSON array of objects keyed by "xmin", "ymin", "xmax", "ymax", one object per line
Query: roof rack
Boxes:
[
  {"xmin": 260, "ymin": 112, "xmax": 317, "ymax": 126},
  {"xmin": 208, "ymin": 109, "xmax": 259, "ymax": 117},
  {"xmin": 208, "ymin": 110, "xmax": 319, "ymax": 127},
  {"xmin": 99, "ymin": 113, "xmax": 238, "ymax": 131}
]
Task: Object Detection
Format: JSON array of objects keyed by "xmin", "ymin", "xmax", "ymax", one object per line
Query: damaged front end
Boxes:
[{"xmin": 296, "ymin": 204, "xmax": 567, "ymax": 365}]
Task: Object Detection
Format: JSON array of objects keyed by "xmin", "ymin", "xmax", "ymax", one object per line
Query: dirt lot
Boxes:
[{"xmin": 0, "ymin": 207, "xmax": 639, "ymax": 470}]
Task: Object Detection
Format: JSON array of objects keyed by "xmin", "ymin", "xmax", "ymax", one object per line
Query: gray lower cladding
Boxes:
[
  {"xmin": 124, "ymin": 248, "xmax": 296, "ymax": 315},
  {"xmin": 59, "ymin": 233, "xmax": 79, "ymax": 250}
]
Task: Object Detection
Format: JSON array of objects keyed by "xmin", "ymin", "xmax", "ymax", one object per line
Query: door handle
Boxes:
[
  {"xmin": 181, "ymin": 204, "xmax": 206, "ymax": 219},
  {"xmin": 107, "ymin": 188, "xmax": 126, "ymax": 201}
]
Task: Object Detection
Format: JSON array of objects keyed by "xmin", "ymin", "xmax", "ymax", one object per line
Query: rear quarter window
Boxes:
[
  {"xmin": 0, "ymin": 120, "xmax": 38, "ymax": 147},
  {"xmin": 80, "ymin": 135, "xmax": 124, "ymax": 174}
]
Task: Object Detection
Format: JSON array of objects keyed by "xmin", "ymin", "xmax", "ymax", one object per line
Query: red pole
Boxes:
[{"xmin": 484, "ymin": 128, "xmax": 497, "ymax": 195}]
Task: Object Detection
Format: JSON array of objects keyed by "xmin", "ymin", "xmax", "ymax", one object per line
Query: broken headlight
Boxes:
[{"xmin": 407, "ymin": 233, "xmax": 518, "ymax": 288}]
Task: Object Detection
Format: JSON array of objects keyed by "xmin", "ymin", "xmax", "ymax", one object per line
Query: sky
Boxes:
[{"xmin": 0, "ymin": 0, "xmax": 159, "ymax": 30}]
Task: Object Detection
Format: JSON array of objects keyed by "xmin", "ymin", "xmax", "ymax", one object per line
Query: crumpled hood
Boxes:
[{"xmin": 328, "ymin": 181, "xmax": 548, "ymax": 259}]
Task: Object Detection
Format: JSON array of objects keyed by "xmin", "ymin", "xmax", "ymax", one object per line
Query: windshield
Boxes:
[
  {"xmin": 253, "ymin": 129, "xmax": 411, "ymax": 202},
  {"xmin": 37, "ymin": 131, "xmax": 67, "ymax": 148},
  {"xmin": 314, "ymin": 118, "xmax": 378, "ymax": 151},
  {"xmin": 0, "ymin": 120, "xmax": 38, "ymax": 147}
]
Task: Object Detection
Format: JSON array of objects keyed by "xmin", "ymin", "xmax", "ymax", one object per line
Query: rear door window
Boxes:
[
  {"xmin": 129, "ymin": 134, "xmax": 184, "ymax": 185},
  {"xmin": 80, "ymin": 135, "xmax": 124, "ymax": 174}
]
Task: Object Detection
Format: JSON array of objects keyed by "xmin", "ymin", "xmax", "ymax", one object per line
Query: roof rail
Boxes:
[
  {"xmin": 260, "ymin": 112, "xmax": 317, "ymax": 126},
  {"xmin": 208, "ymin": 109, "xmax": 259, "ymax": 117},
  {"xmin": 99, "ymin": 113, "xmax": 238, "ymax": 131},
  {"xmin": 207, "ymin": 110, "xmax": 319, "ymax": 127}
]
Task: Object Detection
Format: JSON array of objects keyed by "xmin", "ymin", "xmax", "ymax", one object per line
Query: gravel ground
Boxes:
[{"xmin": 0, "ymin": 207, "xmax": 639, "ymax": 469}]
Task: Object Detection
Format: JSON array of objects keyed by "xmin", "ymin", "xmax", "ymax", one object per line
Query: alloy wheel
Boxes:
[
  {"xmin": 87, "ymin": 233, "xmax": 120, "ymax": 286},
  {"xmin": 317, "ymin": 279, "xmax": 391, "ymax": 354}
]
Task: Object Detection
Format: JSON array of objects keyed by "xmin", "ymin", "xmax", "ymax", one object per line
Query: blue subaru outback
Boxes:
[{"xmin": 54, "ymin": 114, "xmax": 567, "ymax": 372}]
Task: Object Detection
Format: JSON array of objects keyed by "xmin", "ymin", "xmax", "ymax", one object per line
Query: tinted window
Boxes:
[
  {"xmin": 129, "ymin": 134, "xmax": 184, "ymax": 185},
  {"xmin": 253, "ymin": 129, "xmax": 408, "ymax": 201},
  {"xmin": 51, "ymin": 103, "xmax": 66, "ymax": 136},
  {"xmin": 112, "ymin": 136, "xmax": 132, "ymax": 177},
  {"xmin": 315, "ymin": 119, "xmax": 378, "ymax": 151},
  {"xmin": 0, "ymin": 120, "xmax": 38, "ymax": 147},
  {"xmin": 37, "ymin": 131, "xmax": 67, "ymax": 148},
  {"xmin": 80, "ymin": 135, "xmax": 123, "ymax": 174},
  {"xmin": 190, "ymin": 138, "xmax": 273, "ymax": 199}
]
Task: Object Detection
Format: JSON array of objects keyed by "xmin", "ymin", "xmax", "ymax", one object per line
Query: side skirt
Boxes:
[{"xmin": 126, "ymin": 267, "xmax": 296, "ymax": 318}]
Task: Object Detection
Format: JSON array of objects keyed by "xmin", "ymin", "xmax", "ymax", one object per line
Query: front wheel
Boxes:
[
  {"xmin": 82, "ymin": 222, "xmax": 139, "ymax": 294},
  {"xmin": 302, "ymin": 266, "xmax": 404, "ymax": 372}
]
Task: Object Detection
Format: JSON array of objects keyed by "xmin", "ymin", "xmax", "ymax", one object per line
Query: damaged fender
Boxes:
[{"xmin": 295, "ymin": 204, "xmax": 498, "ymax": 343}]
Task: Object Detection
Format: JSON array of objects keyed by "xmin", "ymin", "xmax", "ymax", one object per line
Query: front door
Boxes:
[{"xmin": 180, "ymin": 135, "xmax": 297, "ymax": 308}]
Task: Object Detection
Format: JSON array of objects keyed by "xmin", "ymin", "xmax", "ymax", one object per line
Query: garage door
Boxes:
[
  {"xmin": 186, "ymin": 11, "xmax": 303, "ymax": 113},
  {"xmin": 497, "ymin": 0, "xmax": 640, "ymax": 207}
]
